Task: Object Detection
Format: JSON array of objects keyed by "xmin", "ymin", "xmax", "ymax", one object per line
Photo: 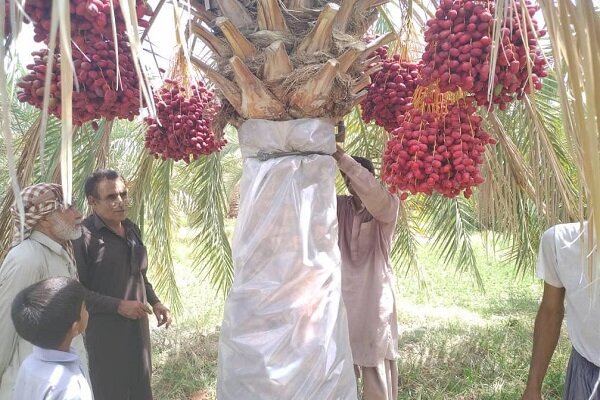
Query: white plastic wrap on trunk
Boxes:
[{"xmin": 217, "ymin": 119, "xmax": 357, "ymax": 400}]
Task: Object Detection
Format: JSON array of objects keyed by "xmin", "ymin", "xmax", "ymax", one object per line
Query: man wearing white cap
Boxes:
[{"xmin": 0, "ymin": 183, "xmax": 90, "ymax": 399}]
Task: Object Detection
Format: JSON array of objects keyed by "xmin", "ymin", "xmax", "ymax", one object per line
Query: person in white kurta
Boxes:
[
  {"xmin": 0, "ymin": 184, "xmax": 89, "ymax": 399},
  {"xmin": 522, "ymin": 222, "xmax": 600, "ymax": 400},
  {"xmin": 333, "ymin": 146, "xmax": 400, "ymax": 400}
]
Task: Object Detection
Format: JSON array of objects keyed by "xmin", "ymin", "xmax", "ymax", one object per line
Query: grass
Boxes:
[
  {"xmin": 150, "ymin": 233, "xmax": 571, "ymax": 400},
  {"xmin": 150, "ymin": 230, "xmax": 224, "ymax": 400}
]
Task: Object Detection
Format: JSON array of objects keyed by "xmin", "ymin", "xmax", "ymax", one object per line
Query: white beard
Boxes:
[{"xmin": 48, "ymin": 213, "xmax": 82, "ymax": 241}]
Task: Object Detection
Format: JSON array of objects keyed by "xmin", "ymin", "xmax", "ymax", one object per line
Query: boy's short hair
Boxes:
[
  {"xmin": 11, "ymin": 277, "xmax": 85, "ymax": 349},
  {"xmin": 352, "ymin": 156, "xmax": 375, "ymax": 175}
]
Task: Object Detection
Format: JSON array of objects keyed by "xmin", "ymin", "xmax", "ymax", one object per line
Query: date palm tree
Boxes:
[{"xmin": 0, "ymin": 0, "xmax": 594, "ymax": 310}]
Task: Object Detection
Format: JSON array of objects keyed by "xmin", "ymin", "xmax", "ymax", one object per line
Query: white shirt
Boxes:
[
  {"xmin": 0, "ymin": 231, "xmax": 89, "ymax": 399},
  {"xmin": 13, "ymin": 346, "xmax": 92, "ymax": 400},
  {"xmin": 537, "ymin": 222, "xmax": 600, "ymax": 366}
]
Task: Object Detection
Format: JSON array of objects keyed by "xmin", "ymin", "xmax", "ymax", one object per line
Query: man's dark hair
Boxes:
[
  {"xmin": 11, "ymin": 277, "xmax": 85, "ymax": 349},
  {"xmin": 352, "ymin": 156, "xmax": 375, "ymax": 174},
  {"xmin": 84, "ymin": 169, "xmax": 124, "ymax": 198}
]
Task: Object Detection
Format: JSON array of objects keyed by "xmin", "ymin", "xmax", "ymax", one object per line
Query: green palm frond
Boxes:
[
  {"xmin": 38, "ymin": 120, "xmax": 71, "ymax": 184},
  {"xmin": 219, "ymin": 128, "xmax": 242, "ymax": 216},
  {"xmin": 391, "ymin": 197, "xmax": 427, "ymax": 290},
  {"xmin": 109, "ymin": 120, "xmax": 146, "ymax": 178},
  {"xmin": 343, "ymin": 107, "xmax": 388, "ymax": 171},
  {"xmin": 182, "ymin": 150, "xmax": 234, "ymax": 296},
  {"xmin": 502, "ymin": 196, "xmax": 547, "ymax": 277},
  {"xmin": 128, "ymin": 149, "xmax": 154, "ymax": 229},
  {"xmin": 127, "ymin": 148, "xmax": 182, "ymax": 314},
  {"xmin": 70, "ymin": 120, "xmax": 115, "ymax": 212},
  {"xmin": 421, "ymin": 194, "xmax": 483, "ymax": 289},
  {"xmin": 145, "ymin": 159, "xmax": 181, "ymax": 314}
]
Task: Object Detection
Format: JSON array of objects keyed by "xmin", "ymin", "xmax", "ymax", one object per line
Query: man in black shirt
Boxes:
[{"xmin": 73, "ymin": 169, "xmax": 171, "ymax": 400}]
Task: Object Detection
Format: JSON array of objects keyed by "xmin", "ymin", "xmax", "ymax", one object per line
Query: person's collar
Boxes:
[
  {"xmin": 29, "ymin": 231, "xmax": 65, "ymax": 255},
  {"xmin": 32, "ymin": 346, "xmax": 79, "ymax": 364},
  {"xmin": 92, "ymin": 213, "xmax": 109, "ymax": 231},
  {"xmin": 91, "ymin": 212, "xmax": 132, "ymax": 232}
]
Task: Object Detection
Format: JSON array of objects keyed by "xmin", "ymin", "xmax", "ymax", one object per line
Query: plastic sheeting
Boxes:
[{"xmin": 217, "ymin": 119, "xmax": 357, "ymax": 400}]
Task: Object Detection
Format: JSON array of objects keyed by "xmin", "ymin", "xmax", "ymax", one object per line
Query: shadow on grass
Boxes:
[
  {"xmin": 152, "ymin": 327, "xmax": 219, "ymax": 400},
  {"xmin": 481, "ymin": 292, "xmax": 541, "ymax": 318},
  {"xmin": 397, "ymin": 316, "xmax": 568, "ymax": 400},
  {"xmin": 149, "ymin": 316, "xmax": 568, "ymax": 400}
]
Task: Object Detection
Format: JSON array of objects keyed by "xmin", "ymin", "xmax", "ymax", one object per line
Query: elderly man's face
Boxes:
[{"xmin": 46, "ymin": 205, "xmax": 83, "ymax": 241}]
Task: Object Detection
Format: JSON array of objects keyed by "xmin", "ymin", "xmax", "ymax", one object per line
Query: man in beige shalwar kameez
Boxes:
[
  {"xmin": 0, "ymin": 183, "xmax": 89, "ymax": 399},
  {"xmin": 333, "ymin": 146, "xmax": 399, "ymax": 400}
]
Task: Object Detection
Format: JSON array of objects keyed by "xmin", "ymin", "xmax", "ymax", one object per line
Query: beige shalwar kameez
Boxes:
[
  {"xmin": 0, "ymin": 231, "xmax": 89, "ymax": 399},
  {"xmin": 336, "ymin": 154, "xmax": 399, "ymax": 400}
]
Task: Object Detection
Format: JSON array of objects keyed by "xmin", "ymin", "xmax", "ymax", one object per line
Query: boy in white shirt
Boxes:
[{"xmin": 10, "ymin": 277, "xmax": 93, "ymax": 400}]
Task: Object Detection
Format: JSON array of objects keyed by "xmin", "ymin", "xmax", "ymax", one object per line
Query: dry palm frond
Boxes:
[
  {"xmin": 378, "ymin": 1, "xmax": 422, "ymax": 61},
  {"xmin": 477, "ymin": 127, "xmax": 531, "ymax": 254},
  {"xmin": 539, "ymin": 0, "xmax": 600, "ymax": 284},
  {"xmin": 477, "ymin": 135, "xmax": 545, "ymax": 277},
  {"xmin": 479, "ymin": 89, "xmax": 579, "ymax": 275},
  {"xmin": 45, "ymin": 126, "xmax": 81, "ymax": 185},
  {"xmin": 141, "ymin": 0, "xmax": 168, "ymax": 42},
  {"xmin": 523, "ymin": 95, "xmax": 578, "ymax": 222},
  {"xmin": 172, "ymin": 1, "xmax": 198, "ymax": 88},
  {"xmin": 3, "ymin": 0, "xmax": 26, "ymax": 49},
  {"xmin": 120, "ymin": 0, "xmax": 157, "ymax": 120},
  {"xmin": 56, "ymin": 0, "xmax": 75, "ymax": 206},
  {"xmin": 37, "ymin": 0, "xmax": 60, "ymax": 173},
  {"xmin": 486, "ymin": 0, "xmax": 504, "ymax": 102},
  {"xmin": 226, "ymin": 183, "xmax": 240, "ymax": 218},
  {"xmin": 0, "ymin": 0, "xmax": 24, "ymax": 244},
  {"xmin": 0, "ymin": 115, "xmax": 43, "ymax": 259},
  {"xmin": 479, "ymin": 111, "xmax": 535, "ymax": 236},
  {"xmin": 26, "ymin": 0, "xmax": 77, "ymax": 206},
  {"xmin": 487, "ymin": 112, "xmax": 535, "ymax": 199},
  {"xmin": 402, "ymin": 0, "xmax": 434, "ymax": 20}
]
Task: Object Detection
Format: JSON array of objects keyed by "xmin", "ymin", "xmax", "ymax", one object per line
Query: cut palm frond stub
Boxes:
[{"xmin": 189, "ymin": 0, "xmax": 395, "ymax": 126}]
